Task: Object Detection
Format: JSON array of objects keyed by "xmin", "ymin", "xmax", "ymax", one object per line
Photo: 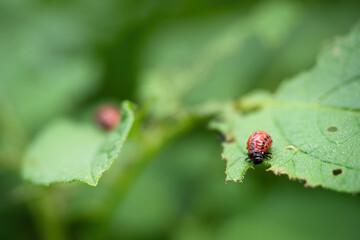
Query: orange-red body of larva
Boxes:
[{"xmin": 246, "ymin": 131, "xmax": 272, "ymax": 165}]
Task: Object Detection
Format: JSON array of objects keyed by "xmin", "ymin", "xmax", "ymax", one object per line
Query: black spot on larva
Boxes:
[
  {"xmin": 327, "ymin": 126, "xmax": 338, "ymax": 132},
  {"xmin": 332, "ymin": 168, "xmax": 343, "ymax": 176}
]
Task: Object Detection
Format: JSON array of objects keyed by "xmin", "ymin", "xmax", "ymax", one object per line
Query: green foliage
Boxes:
[
  {"xmin": 138, "ymin": 1, "xmax": 302, "ymax": 118},
  {"xmin": 0, "ymin": 0, "xmax": 107, "ymax": 168},
  {"xmin": 108, "ymin": 131, "xmax": 360, "ymax": 240},
  {"xmin": 211, "ymin": 25, "xmax": 360, "ymax": 193},
  {"xmin": 1, "ymin": 0, "xmax": 360, "ymax": 239},
  {"xmin": 22, "ymin": 102, "xmax": 134, "ymax": 186}
]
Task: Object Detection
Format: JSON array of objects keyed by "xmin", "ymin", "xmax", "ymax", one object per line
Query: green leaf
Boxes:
[
  {"xmin": 211, "ymin": 25, "xmax": 360, "ymax": 193},
  {"xmin": 0, "ymin": 1, "xmax": 106, "ymax": 167},
  {"xmin": 22, "ymin": 102, "xmax": 135, "ymax": 186},
  {"xmin": 137, "ymin": 1, "xmax": 302, "ymax": 118}
]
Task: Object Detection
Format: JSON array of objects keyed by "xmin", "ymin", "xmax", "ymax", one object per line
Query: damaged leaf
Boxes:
[{"xmin": 211, "ymin": 25, "xmax": 360, "ymax": 193}]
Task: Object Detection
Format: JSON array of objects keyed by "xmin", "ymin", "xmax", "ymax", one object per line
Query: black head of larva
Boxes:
[{"xmin": 247, "ymin": 151, "xmax": 263, "ymax": 165}]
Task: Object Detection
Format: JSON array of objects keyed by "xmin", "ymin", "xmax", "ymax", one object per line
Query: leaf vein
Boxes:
[{"xmin": 271, "ymin": 113, "xmax": 360, "ymax": 171}]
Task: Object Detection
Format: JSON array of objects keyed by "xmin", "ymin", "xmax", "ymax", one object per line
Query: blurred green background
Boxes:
[{"xmin": 1, "ymin": 0, "xmax": 360, "ymax": 239}]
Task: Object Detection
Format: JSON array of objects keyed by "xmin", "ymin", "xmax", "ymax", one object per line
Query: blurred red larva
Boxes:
[{"xmin": 95, "ymin": 104, "xmax": 122, "ymax": 130}]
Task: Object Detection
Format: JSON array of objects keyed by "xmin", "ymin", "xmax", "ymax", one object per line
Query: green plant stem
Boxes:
[
  {"xmin": 97, "ymin": 114, "xmax": 206, "ymax": 235},
  {"xmin": 28, "ymin": 187, "xmax": 66, "ymax": 240}
]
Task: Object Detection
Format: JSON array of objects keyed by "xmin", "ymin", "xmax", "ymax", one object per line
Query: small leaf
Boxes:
[
  {"xmin": 211, "ymin": 25, "xmax": 360, "ymax": 193},
  {"xmin": 22, "ymin": 102, "xmax": 134, "ymax": 186}
]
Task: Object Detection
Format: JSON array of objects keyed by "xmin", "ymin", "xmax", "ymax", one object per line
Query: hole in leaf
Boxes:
[
  {"xmin": 217, "ymin": 134, "xmax": 226, "ymax": 141},
  {"xmin": 226, "ymin": 138, "xmax": 235, "ymax": 143},
  {"xmin": 285, "ymin": 145, "xmax": 298, "ymax": 151},
  {"xmin": 332, "ymin": 47, "xmax": 341, "ymax": 56},
  {"xmin": 332, "ymin": 168, "xmax": 343, "ymax": 176},
  {"xmin": 217, "ymin": 134, "xmax": 235, "ymax": 143},
  {"xmin": 213, "ymin": 117, "xmax": 225, "ymax": 123},
  {"xmin": 327, "ymin": 126, "xmax": 338, "ymax": 132}
]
